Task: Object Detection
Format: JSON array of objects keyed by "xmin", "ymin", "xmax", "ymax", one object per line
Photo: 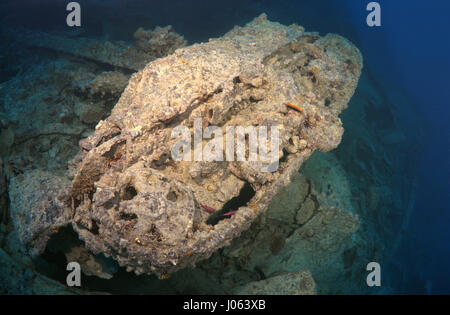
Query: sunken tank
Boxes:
[{"xmin": 19, "ymin": 14, "xmax": 363, "ymax": 277}]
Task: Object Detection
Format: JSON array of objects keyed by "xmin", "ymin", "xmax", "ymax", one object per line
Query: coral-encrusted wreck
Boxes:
[{"xmin": 15, "ymin": 14, "xmax": 363, "ymax": 277}]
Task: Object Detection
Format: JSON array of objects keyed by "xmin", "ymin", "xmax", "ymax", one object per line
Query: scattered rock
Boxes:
[
  {"xmin": 65, "ymin": 246, "xmax": 115, "ymax": 280},
  {"xmin": 296, "ymin": 196, "xmax": 316, "ymax": 225},
  {"xmin": 267, "ymin": 172, "xmax": 310, "ymax": 226},
  {"xmin": 0, "ymin": 248, "xmax": 77, "ymax": 295},
  {"xmin": 8, "ymin": 170, "xmax": 72, "ymax": 257},
  {"xmin": 74, "ymin": 102, "xmax": 107, "ymax": 124},
  {"xmin": 234, "ymin": 270, "xmax": 315, "ymax": 295},
  {"xmin": 134, "ymin": 25, "xmax": 187, "ymax": 57}
]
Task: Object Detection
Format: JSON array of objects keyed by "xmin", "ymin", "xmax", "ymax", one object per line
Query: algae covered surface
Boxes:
[{"xmin": 0, "ymin": 1, "xmax": 423, "ymax": 295}]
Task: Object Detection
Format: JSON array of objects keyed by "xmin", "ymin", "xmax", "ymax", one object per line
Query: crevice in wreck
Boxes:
[
  {"xmin": 165, "ymin": 86, "xmax": 225, "ymax": 128},
  {"xmin": 97, "ymin": 132, "xmax": 122, "ymax": 150},
  {"xmin": 207, "ymin": 182, "xmax": 256, "ymax": 226},
  {"xmin": 90, "ymin": 220, "xmax": 100, "ymax": 235},
  {"xmin": 33, "ymin": 225, "xmax": 83, "ymax": 284},
  {"xmin": 120, "ymin": 211, "xmax": 138, "ymax": 221}
]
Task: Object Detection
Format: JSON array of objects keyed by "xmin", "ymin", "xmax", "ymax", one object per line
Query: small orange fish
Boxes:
[{"xmin": 284, "ymin": 102, "xmax": 305, "ymax": 114}]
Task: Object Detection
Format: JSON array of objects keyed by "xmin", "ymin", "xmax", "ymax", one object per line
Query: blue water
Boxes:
[
  {"xmin": 342, "ymin": 0, "xmax": 450, "ymax": 294},
  {"xmin": 1, "ymin": 0, "xmax": 449, "ymax": 294}
]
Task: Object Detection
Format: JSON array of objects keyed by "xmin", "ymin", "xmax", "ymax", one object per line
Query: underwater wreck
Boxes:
[{"xmin": 1, "ymin": 14, "xmax": 365, "ymax": 293}]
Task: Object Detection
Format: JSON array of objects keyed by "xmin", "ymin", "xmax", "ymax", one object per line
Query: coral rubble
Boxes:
[{"xmin": 1, "ymin": 25, "xmax": 186, "ymax": 72}]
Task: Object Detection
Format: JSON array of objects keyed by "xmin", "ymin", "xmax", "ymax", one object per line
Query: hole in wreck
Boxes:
[
  {"xmin": 150, "ymin": 153, "xmax": 169, "ymax": 170},
  {"xmin": 102, "ymin": 142, "xmax": 125, "ymax": 160},
  {"xmin": 97, "ymin": 131, "xmax": 121, "ymax": 148},
  {"xmin": 120, "ymin": 212, "xmax": 138, "ymax": 221},
  {"xmin": 33, "ymin": 225, "xmax": 83, "ymax": 284},
  {"xmin": 123, "ymin": 184, "xmax": 138, "ymax": 201},
  {"xmin": 279, "ymin": 148, "xmax": 289, "ymax": 164},
  {"xmin": 206, "ymin": 182, "xmax": 256, "ymax": 226},
  {"xmin": 208, "ymin": 108, "xmax": 214, "ymax": 119},
  {"xmin": 32, "ymin": 224, "xmax": 178, "ymax": 294},
  {"xmin": 90, "ymin": 220, "xmax": 100, "ymax": 235},
  {"xmin": 148, "ymin": 224, "xmax": 163, "ymax": 242},
  {"xmin": 307, "ymin": 71, "xmax": 316, "ymax": 83},
  {"xmin": 166, "ymin": 189, "xmax": 179, "ymax": 202},
  {"xmin": 33, "ymin": 225, "xmax": 121, "ymax": 291}
]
